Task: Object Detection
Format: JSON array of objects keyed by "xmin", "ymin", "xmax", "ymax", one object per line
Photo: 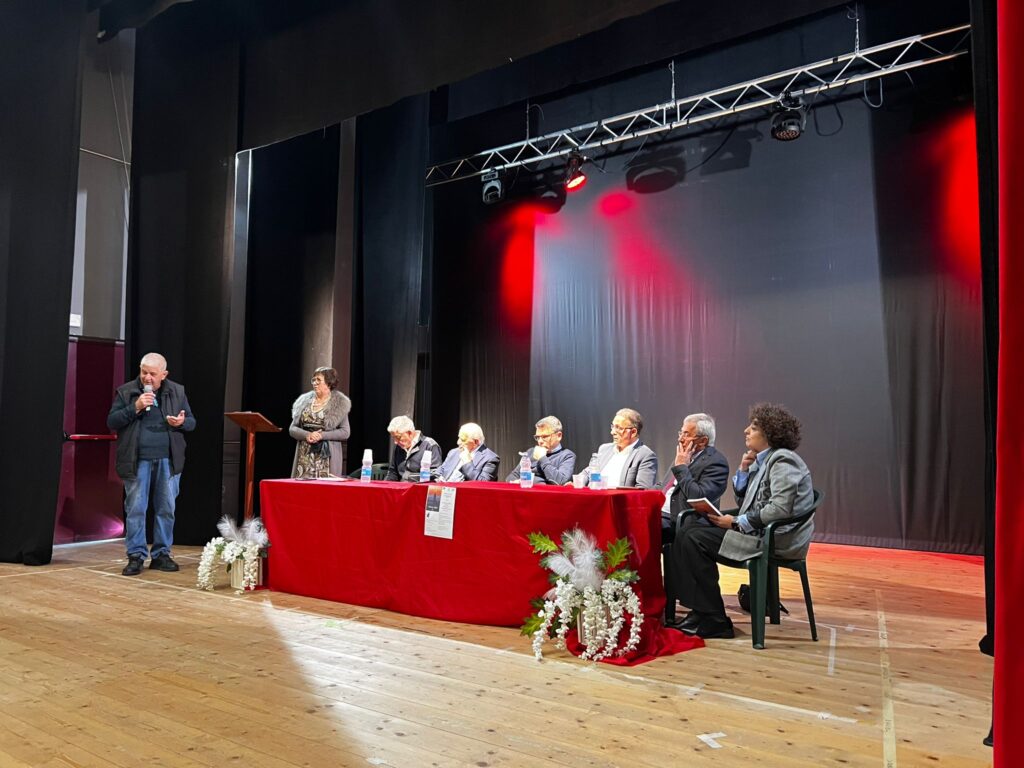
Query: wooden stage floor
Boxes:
[{"xmin": 0, "ymin": 540, "xmax": 992, "ymax": 767}]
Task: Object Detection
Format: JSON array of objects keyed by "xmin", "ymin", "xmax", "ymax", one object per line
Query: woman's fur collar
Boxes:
[{"xmin": 292, "ymin": 389, "xmax": 351, "ymax": 428}]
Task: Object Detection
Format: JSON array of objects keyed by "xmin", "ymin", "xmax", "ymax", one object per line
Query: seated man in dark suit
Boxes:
[
  {"xmin": 505, "ymin": 415, "xmax": 576, "ymax": 485},
  {"xmin": 575, "ymin": 408, "xmax": 658, "ymax": 489},
  {"xmin": 660, "ymin": 413, "xmax": 729, "ymax": 545},
  {"xmin": 384, "ymin": 415, "xmax": 442, "ymax": 482},
  {"xmin": 437, "ymin": 422, "xmax": 500, "ymax": 482},
  {"xmin": 669, "ymin": 403, "xmax": 815, "ymax": 639}
]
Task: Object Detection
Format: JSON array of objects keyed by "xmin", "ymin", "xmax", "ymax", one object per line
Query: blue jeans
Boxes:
[{"xmin": 124, "ymin": 458, "xmax": 180, "ymax": 559}]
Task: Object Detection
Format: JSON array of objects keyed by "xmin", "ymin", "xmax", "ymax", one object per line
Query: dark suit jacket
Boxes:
[
  {"xmin": 438, "ymin": 445, "xmax": 500, "ymax": 482},
  {"xmin": 664, "ymin": 445, "xmax": 730, "ymax": 528},
  {"xmin": 505, "ymin": 445, "xmax": 576, "ymax": 485},
  {"xmin": 385, "ymin": 435, "xmax": 442, "ymax": 482}
]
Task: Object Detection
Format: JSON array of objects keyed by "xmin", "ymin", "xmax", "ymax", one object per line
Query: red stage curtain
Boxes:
[{"xmin": 995, "ymin": 2, "xmax": 1023, "ymax": 764}]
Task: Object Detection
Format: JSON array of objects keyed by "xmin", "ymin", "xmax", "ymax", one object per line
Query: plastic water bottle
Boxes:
[
  {"xmin": 360, "ymin": 448, "xmax": 373, "ymax": 483},
  {"xmin": 419, "ymin": 450, "xmax": 433, "ymax": 483},
  {"xmin": 519, "ymin": 452, "xmax": 534, "ymax": 489},
  {"xmin": 588, "ymin": 453, "xmax": 604, "ymax": 490}
]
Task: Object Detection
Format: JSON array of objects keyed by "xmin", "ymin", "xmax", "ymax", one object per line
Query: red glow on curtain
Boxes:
[
  {"xmin": 494, "ymin": 204, "xmax": 539, "ymax": 340},
  {"xmin": 595, "ymin": 191, "xmax": 685, "ymax": 283},
  {"xmin": 925, "ymin": 110, "xmax": 982, "ymax": 281}
]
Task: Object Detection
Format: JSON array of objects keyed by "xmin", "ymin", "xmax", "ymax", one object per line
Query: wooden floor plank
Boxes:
[{"xmin": 0, "ymin": 540, "xmax": 993, "ymax": 767}]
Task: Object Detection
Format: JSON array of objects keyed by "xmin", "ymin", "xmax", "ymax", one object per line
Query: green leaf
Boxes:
[
  {"xmin": 607, "ymin": 568, "xmax": 639, "ymax": 584},
  {"xmin": 603, "ymin": 537, "xmax": 633, "ymax": 571},
  {"xmin": 528, "ymin": 532, "xmax": 559, "ymax": 554},
  {"xmin": 520, "ymin": 613, "xmax": 545, "ymax": 636}
]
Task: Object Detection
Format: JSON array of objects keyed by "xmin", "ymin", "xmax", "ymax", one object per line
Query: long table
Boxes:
[{"xmin": 261, "ymin": 479, "xmax": 701, "ymax": 661}]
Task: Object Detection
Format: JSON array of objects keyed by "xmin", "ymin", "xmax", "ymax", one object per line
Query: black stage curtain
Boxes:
[
  {"xmin": 241, "ymin": 128, "xmax": 341, "ymax": 501},
  {"xmin": 0, "ymin": 2, "xmax": 86, "ymax": 564},
  {"xmin": 431, "ymin": 10, "xmax": 982, "ymax": 553},
  {"xmin": 128, "ymin": 9, "xmax": 240, "ymax": 545},
  {"xmin": 350, "ymin": 95, "xmax": 431, "ymax": 463},
  {"xmin": 967, "ymin": 0, "xmax": 998, "ymax": 648}
]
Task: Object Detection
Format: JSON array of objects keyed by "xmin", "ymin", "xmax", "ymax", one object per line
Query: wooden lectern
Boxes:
[{"xmin": 225, "ymin": 412, "xmax": 282, "ymax": 520}]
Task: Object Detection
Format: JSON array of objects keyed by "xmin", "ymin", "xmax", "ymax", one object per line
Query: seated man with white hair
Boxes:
[
  {"xmin": 505, "ymin": 415, "xmax": 576, "ymax": 485},
  {"xmin": 437, "ymin": 422, "xmax": 500, "ymax": 482},
  {"xmin": 384, "ymin": 415, "xmax": 442, "ymax": 482}
]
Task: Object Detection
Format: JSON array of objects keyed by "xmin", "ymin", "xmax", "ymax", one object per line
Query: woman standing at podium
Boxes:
[{"xmin": 289, "ymin": 366, "xmax": 351, "ymax": 478}]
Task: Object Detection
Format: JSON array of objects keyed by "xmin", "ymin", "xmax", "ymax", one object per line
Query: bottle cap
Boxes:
[{"xmin": 363, "ymin": 448, "xmax": 373, "ymax": 462}]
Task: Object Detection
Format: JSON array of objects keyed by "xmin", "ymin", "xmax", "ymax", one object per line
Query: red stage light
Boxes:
[
  {"xmin": 564, "ymin": 151, "xmax": 587, "ymax": 192},
  {"xmin": 565, "ymin": 171, "xmax": 587, "ymax": 191}
]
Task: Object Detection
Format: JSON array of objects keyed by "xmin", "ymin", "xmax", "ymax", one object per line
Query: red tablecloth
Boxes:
[{"xmin": 260, "ymin": 479, "xmax": 702, "ymax": 661}]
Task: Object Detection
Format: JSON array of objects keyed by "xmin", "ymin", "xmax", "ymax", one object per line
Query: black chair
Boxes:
[
  {"xmin": 347, "ymin": 462, "xmax": 390, "ymax": 480},
  {"xmin": 667, "ymin": 489, "xmax": 823, "ymax": 649}
]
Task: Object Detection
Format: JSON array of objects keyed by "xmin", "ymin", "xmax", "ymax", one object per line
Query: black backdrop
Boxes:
[{"xmin": 427, "ymin": 4, "xmax": 983, "ymax": 552}]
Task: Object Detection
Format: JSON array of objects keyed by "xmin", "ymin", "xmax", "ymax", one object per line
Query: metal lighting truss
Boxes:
[{"xmin": 425, "ymin": 24, "xmax": 970, "ymax": 186}]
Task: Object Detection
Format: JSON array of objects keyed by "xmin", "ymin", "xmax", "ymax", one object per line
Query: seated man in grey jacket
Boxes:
[
  {"xmin": 384, "ymin": 415, "xmax": 442, "ymax": 482},
  {"xmin": 575, "ymin": 408, "xmax": 658, "ymax": 489},
  {"xmin": 505, "ymin": 415, "xmax": 576, "ymax": 485}
]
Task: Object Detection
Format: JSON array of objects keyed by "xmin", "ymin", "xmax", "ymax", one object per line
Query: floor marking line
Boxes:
[{"xmin": 876, "ymin": 589, "xmax": 898, "ymax": 767}]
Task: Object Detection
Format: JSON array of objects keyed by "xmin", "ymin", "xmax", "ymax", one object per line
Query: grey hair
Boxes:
[
  {"xmin": 535, "ymin": 415, "xmax": 563, "ymax": 433},
  {"xmin": 139, "ymin": 352, "xmax": 167, "ymax": 371},
  {"xmin": 684, "ymin": 412, "xmax": 717, "ymax": 446},
  {"xmin": 615, "ymin": 408, "xmax": 644, "ymax": 433},
  {"xmin": 460, "ymin": 422, "xmax": 485, "ymax": 443},
  {"xmin": 387, "ymin": 415, "xmax": 416, "ymax": 434}
]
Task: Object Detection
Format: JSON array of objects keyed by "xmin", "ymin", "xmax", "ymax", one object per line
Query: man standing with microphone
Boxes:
[{"xmin": 107, "ymin": 352, "xmax": 196, "ymax": 576}]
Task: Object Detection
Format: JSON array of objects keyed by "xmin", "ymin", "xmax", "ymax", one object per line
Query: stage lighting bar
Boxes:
[{"xmin": 425, "ymin": 24, "xmax": 970, "ymax": 187}]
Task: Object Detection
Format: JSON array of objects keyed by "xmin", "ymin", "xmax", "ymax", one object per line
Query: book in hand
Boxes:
[{"xmin": 686, "ymin": 497, "xmax": 721, "ymax": 517}]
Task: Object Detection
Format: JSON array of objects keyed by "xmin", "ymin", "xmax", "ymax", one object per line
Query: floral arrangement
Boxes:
[
  {"xmin": 197, "ymin": 515, "xmax": 269, "ymax": 592},
  {"xmin": 521, "ymin": 528, "xmax": 643, "ymax": 662}
]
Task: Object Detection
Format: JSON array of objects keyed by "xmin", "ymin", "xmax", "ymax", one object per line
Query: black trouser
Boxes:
[{"xmin": 670, "ymin": 516, "xmax": 745, "ymax": 618}]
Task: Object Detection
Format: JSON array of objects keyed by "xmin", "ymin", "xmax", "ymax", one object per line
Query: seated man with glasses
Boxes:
[
  {"xmin": 574, "ymin": 408, "xmax": 658, "ymax": 489},
  {"xmin": 505, "ymin": 415, "xmax": 576, "ymax": 485}
]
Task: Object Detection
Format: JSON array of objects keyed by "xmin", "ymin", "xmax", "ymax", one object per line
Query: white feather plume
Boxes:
[
  {"xmin": 216, "ymin": 515, "xmax": 269, "ymax": 548},
  {"xmin": 216, "ymin": 514, "xmax": 242, "ymax": 542}
]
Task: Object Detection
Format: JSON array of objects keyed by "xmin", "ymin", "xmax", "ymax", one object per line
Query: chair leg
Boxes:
[
  {"xmin": 768, "ymin": 564, "xmax": 781, "ymax": 625},
  {"xmin": 750, "ymin": 556, "xmax": 768, "ymax": 650},
  {"xmin": 662, "ymin": 544, "xmax": 676, "ymax": 624},
  {"xmin": 797, "ymin": 562, "xmax": 818, "ymax": 641}
]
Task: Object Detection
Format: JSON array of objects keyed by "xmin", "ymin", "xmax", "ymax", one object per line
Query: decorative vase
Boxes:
[{"xmin": 229, "ymin": 557, "xmax": 263, "ymax": 590}]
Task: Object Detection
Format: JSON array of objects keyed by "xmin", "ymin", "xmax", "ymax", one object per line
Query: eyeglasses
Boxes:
[
  {"xmin": 310, "ymin": 377, "xmax": 325, "ymax": 385},
  {"xmin": 533, "ymin": 433, "xmax": 557, "ymax": 442},
  {"xmin": 610, "ymin": 424, "xmax": 635, "ymax": 433}
]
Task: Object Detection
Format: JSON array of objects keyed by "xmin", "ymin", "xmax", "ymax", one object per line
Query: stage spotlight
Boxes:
[
  {"xmin": 770, "ymin": 93, "xmax": 806, "ymax": 141},
  {"xmin": 481, "ymin": 170, "xmax": 505, "ymax": 204},
  {"xmin": 564, "ymin": 151, "xmax": 587, "ymax": 191}
]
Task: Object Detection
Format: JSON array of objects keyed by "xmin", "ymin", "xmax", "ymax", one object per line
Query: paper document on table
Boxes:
[{"xmin": 424, "ymin": 485, "xmax": 456, "ymax": 539}]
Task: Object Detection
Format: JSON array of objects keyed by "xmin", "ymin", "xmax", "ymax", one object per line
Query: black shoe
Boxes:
[
  {"xmin": 122, "ymin": 555, "xmax": 144, "ymax": 576},
  {"xmin": 695, "ymin": 615, "xmax": 735, "ymax": 639},
  {"xmin": 668, "ymin": 611, "xmax": 703, "ymax": 634},
  {"xmin": 149, "ymin": 553, "xmax": 179, "ymax": 572}
]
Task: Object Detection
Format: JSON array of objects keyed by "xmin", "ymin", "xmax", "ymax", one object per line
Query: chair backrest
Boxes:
[
  {"xmin": 766, "ymin": 488, "xmax": 823, "ymax": 558},
  {"xmin": 348, "ymin": 462, "xmax": 392, "ymax": 480}
]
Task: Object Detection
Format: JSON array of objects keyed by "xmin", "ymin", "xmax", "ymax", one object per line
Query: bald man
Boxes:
[{"xmin": 107, "ymin": 352, "xmax": 196, "ymax": 576}]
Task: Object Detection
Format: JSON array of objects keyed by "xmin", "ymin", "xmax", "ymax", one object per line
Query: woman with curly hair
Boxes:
[
  {"xmin": 289, "ymin": 366, "xmax": 352, "ymax": 478},
  {"xmin": 669, "ymin": 402, "xmax": 814, "ymax": 639}
]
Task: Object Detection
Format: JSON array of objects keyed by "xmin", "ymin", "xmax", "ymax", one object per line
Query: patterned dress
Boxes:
[{"xmin": 293, "ymin": 405, "xmax": 331, "ymax": 478}]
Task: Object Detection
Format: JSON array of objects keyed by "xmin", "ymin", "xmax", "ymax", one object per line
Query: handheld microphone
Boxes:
[{"xmin": 143, "ymin": 384, "xmax": 153, "ymax": 412}]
